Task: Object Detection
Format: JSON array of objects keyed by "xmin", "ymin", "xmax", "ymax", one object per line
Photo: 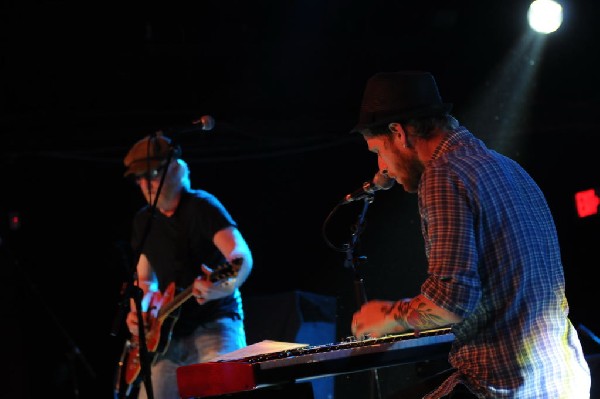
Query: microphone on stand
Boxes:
[
  {"xmin": 173, "ymin": 115, "xmax": 216, "ymax": 135},
  {"xmin": 191, "ymin": 115, "xmax": 216, "ymax": 131},
  {"xmin": 341, "ymin": 170, "xmax": 395, "ymax": 204},
  {"xmin": 144, "ymin": 115, "xmax": 216, "ymax": 176}
]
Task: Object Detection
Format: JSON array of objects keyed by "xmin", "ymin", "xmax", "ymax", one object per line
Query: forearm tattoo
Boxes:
[{"xmin": 385, "ymin": 297, "xmax": 446, "ymax": 331}]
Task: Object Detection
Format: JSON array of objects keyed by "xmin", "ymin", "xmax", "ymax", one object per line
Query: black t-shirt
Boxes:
[{"xmin": 131, "ymin": 189, "xmax": 242, "ymax": 337}]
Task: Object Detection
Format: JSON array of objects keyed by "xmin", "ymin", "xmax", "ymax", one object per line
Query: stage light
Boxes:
[
  {"xmin": 8, "ymin": 211, "xmax": 21, "ymax": 230},
  {"xmin": 528, "ymin": 0, "xmax": 563, "ymax": 34},
  {"xmin": 574, "ymin": 189, "xmax": 599, "ymax": 218}
]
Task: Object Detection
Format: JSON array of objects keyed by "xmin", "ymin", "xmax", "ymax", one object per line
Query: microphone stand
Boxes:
[
  {"xmin": 111, "ymin": 256, "xmax": 151, "ymax": 399},
  {"xmin": 343, "ymin": 194, "xmax": 383, "ymax": 399},
  {"xmin": 111, "ymin": 132, "xmax": 179, "ymax": 399}
]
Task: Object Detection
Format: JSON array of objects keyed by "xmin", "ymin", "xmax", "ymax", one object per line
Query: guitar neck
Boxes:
[
  {"xmin": 155, "ymin": 258, "xmax": 241, "ymax": 323},
  {"xmin": 157, "ymin": 285, "xmax": 193, "ymax": 323}
]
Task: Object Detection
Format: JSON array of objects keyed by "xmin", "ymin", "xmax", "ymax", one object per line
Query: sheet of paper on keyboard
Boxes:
[{"xmin": 210, "ymin": 340, "xmax": 309, "ymax": 362}]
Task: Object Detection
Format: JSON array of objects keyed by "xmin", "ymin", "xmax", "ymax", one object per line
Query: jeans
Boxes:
[{"xmin": 137, "ymin": 317, "xmax": 247, "ymax": 399}]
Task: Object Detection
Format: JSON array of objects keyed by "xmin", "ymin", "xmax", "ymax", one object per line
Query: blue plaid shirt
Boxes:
[{"xmin": 419, "ymin": 127, "xmax": 590, "ymax": 398}]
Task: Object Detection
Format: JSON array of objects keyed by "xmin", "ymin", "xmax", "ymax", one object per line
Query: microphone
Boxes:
[
  {"xmin": 174, "ymin": 115, "xmax": 216, "ymax": 135},
  {"xmin": 341, "ymin": 170, "xmax": 395, "ymax": 204},
  {"xmin": 191, "ymin": 115, "xmax": 216, "ymax": 131}
]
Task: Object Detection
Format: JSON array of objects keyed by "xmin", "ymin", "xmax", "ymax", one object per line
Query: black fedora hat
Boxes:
[{"xmin": 351, "ymin": 71, "xmax": 452, "ymax": 134}]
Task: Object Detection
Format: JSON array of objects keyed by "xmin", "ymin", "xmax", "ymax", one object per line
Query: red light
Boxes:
[
  {"xmin": 574, "ymin": 189, "xmax": 599, "ymax": 218},
  {"xmin": 8, "ymin": 212, "xmax": 21, "ymax": 230}
]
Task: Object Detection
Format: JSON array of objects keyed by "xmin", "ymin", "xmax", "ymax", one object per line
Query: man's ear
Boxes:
[
  {"xmin": 388, "ymin": 122, "xmax": 402, "ymax": 134},
  {"xmin": 388, "ymin": 123, "xmax": 408, "ymax": 148}
]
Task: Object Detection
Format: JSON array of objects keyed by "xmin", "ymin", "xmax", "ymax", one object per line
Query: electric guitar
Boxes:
[{"xmin": 114, "ymin": 258, "xmax": 242, "ymax": 398}]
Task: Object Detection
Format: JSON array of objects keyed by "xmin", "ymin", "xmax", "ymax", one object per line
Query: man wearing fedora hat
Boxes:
[
  {"xmin": 350, "ymin": 71, "xmax": 590, "ymax": 398},
  {"xmin": 119, "ymin": 132, "xmax": 253, "ymax": 399}
]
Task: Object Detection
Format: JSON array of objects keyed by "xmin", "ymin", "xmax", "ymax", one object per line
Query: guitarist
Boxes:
[{"xmin": 121, "ymin": 132, "xmax": 254, "ymax": 399}]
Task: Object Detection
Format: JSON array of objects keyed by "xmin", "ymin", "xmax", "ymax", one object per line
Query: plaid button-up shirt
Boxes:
[{"xmin": 418, "ymin": 127, "xmax": 590, "ymax": 398}]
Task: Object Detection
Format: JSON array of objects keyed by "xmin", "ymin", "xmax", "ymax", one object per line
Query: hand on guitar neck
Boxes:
[{"xmin": 192, "ymin": 262, "xmax": 238, "ymax": 305}]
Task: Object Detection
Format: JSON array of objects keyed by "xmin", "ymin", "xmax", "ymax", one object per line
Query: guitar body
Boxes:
[
  {"xmin": 114, "ymin": 340, "xmax": 141, "ymax": 399},
  {"xmin": 123, "ymin": 282, "xmax": 178, "ymax": 386},
  {"xmin": 114, "ymin": 259, "xmax": 242, "ymax": 398}
]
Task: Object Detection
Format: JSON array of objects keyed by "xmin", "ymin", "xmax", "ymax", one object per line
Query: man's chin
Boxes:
[{"xmin": 402, "ymin": 183, "xmax": 417, "ymax": 194}]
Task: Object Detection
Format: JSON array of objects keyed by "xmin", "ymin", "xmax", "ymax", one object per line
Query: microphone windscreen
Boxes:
[
  {"xmin": 200, "ymin": 115, "xmax": 215, "ymax": 131},
  {"xmin": 373, "ymin": 170, "xmax": 395, "ymax": 190}
]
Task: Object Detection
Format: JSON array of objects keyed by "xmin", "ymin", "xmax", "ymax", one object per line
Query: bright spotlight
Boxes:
[{"xmin": 528, "ymin": 0, "xmax": 563, "ymax": 34}]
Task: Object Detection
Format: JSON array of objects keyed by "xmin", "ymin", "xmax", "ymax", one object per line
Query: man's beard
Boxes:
[{"xmin": 399, "ymin": 151, "xmax": 424, "ymax": 193}]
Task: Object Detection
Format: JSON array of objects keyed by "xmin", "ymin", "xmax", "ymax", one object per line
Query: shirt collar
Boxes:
[{"xmin": 429, "ymin": 126, "xmax": 472, "ymax": 164}]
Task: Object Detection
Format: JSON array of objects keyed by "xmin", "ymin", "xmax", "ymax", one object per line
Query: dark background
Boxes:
[{"xmin": 2, "ymin": 1, "xmax": 600, "ymax": 398}]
